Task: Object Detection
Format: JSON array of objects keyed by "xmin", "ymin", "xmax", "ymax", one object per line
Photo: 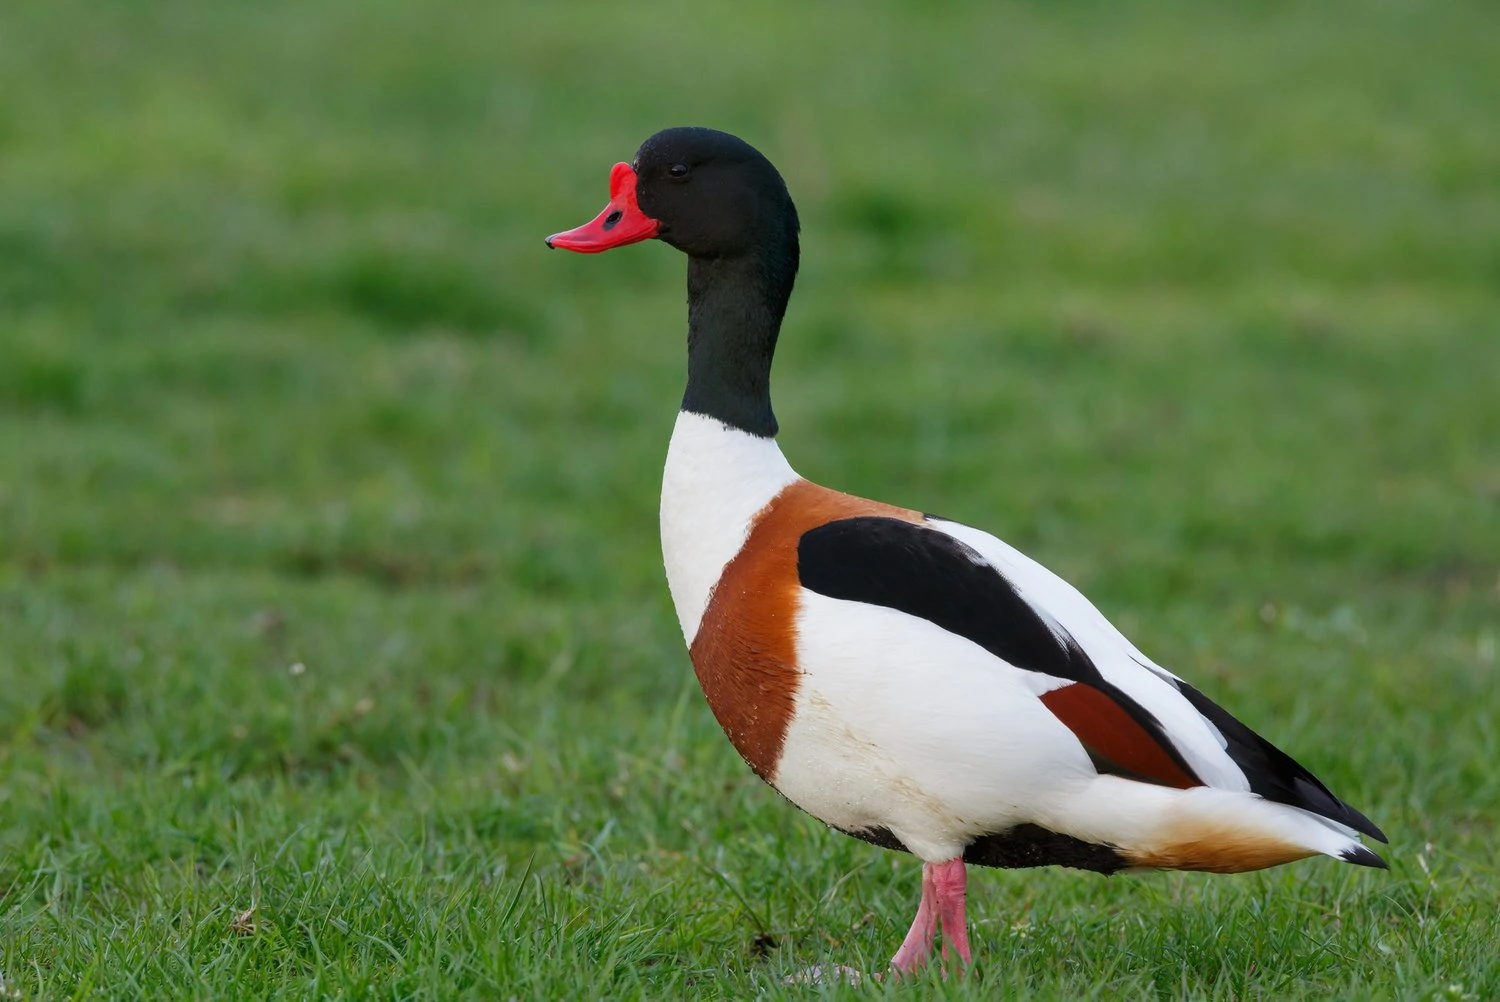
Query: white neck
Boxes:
[{"xmin": 660, "ymin": 411, "xmax": 799, "ymax": 645}]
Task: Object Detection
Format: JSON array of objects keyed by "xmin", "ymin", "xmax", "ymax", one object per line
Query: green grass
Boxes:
[{"xmin": 2, "ymin": 0, "xmax": 1499, "ymax": 997}]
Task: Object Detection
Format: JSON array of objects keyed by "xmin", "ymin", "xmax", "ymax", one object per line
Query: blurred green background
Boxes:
[{"xmin": 2, "ymin": 0, "xmax": 1497, "ymax": 997}]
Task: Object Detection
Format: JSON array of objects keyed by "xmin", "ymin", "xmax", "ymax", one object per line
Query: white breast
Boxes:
[{"xmin": 660, "ymin": 411, "xmax": 798, "ymax": 645}]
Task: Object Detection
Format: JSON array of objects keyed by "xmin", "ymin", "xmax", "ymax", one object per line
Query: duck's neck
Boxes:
[
  {"xmin": 681, "ymin": 241, "xmax": 797, "ymax": 439},
  {"xmin": 665, "ymin": 229, "xmax": 800, "ymax": 641}
]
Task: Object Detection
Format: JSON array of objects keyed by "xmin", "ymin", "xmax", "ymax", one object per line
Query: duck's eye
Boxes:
[{"xmin": 668, "ymin": 163, "xmax": 689, "ymax": 178}]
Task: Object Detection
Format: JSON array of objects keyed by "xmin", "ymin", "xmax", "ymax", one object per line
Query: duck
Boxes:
[{"xmin": 545, "ymin": 126, "xmax": 1387, "ymax": 975}]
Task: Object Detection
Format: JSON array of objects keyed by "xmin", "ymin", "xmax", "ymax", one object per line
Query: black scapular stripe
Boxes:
[{"xmin": 795, "ymin": 516, "xmax": 1202, "ymax": 787}]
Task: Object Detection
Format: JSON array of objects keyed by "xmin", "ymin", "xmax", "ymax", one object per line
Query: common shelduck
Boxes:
[{"xmin": 546, "ymin": 127, "xmax": 1387, "ymax": 975}]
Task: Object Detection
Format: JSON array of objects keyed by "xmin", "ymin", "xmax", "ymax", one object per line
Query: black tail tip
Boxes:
[
  {"xmin": 1347, "ymin": 808, "xmax": 1389, "ymax": 845},
  {"xmin": 1339, "ymin": 843, "xmax": 1389, "ymax": 870}
]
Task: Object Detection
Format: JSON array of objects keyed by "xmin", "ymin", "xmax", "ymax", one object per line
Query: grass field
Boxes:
[{"xmin": 2, "ymin": 0, "xmax": 1499, "ymax": 997}]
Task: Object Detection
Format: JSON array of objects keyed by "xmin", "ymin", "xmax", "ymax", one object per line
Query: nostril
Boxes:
[{"xmin": 603, "ymin": 210, "xmax": 623, "ymax": 230}]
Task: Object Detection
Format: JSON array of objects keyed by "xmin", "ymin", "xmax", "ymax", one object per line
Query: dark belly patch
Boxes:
[{"xmin": 837, "ymin": 823, "xmax": 1127, "ymax": 875}]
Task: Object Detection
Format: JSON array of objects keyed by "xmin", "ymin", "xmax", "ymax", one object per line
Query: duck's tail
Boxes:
[{"xmin": 1054, "ymin": 779, "xmax": 1387, "ymax": 873}]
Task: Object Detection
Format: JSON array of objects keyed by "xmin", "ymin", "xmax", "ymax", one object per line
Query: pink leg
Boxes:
[
  {"xmin": 930, "ymin": 857, "xmax": 971, "ymax": 968},
  {"xmin": 889, "ymin": 864, "xmax": 938, "ymax": 973}
]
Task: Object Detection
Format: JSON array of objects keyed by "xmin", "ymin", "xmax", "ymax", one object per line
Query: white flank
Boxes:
[
  {"xmin": 660, "ymin": 411, "xmax": 798, "ymax": 645},
  {"xmin": 775, "ymin": 591, "xmax": 1098, "ymax": 861},
  {"xmin": 775, "ymin": 592, "xmax": 1365, "ymax": 866}
]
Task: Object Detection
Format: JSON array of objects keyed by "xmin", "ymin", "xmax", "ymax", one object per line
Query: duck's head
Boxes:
[
  {"xmin": 546, "ymin": 127, "xmax": 799, "ymax": 261},
  {"xmin": 547, "ymin": 129, "xmax": 800, "ymax": 438}
]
